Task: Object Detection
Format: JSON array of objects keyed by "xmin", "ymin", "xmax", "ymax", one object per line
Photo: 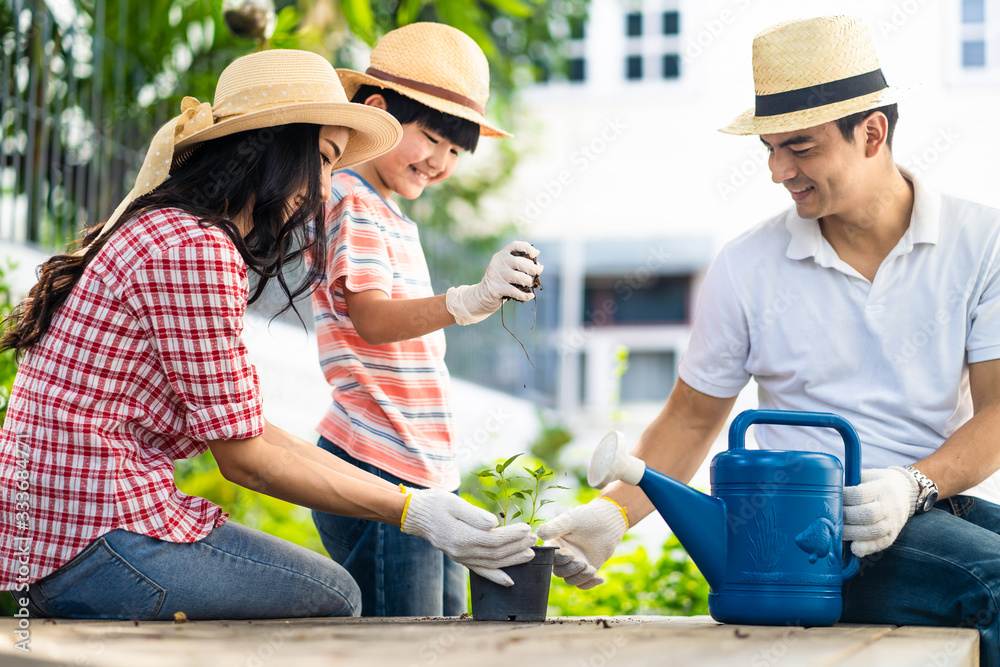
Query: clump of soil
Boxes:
[{"xmin": 502, "ymin": 249, "xmax": 542, "ymax": 367}]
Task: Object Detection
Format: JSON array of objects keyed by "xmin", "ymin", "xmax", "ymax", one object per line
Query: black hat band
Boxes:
[{"xmin": 755, "ymin": 69, "xmax": 888, "ymax": 117}]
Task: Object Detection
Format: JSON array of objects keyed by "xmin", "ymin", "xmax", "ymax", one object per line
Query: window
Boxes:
[
  {"xmin": 962, "ymin": 0, "xmax": 985, "ymax": 23},
  {"xmin": 582, "ymin": 276, "xmax": 691, "ymax": 325},
  {"xmin": 568, "ymin": 16, "xmax": 586, "ymax": 40},
  {"xmin": 620, "ymin": 351, "xmax": 677, "ymax": 402},
  {"xmin": 626, "ymin": 55, "xmax": 643, "ymax": 80},
  {"xmin": 626, "ymin": 12, "xmax": 643, "ymax": 37},
  {"xmin": 567, "ymin": 57, "xmax": 586, "ymax": 82},
  {"xmin": 662, "ymin": 54, "xmax": 680, "ymax": 79},
  {"xmin": 963, "ymin": 40, "xmax": 987, "ymax": 67},
  {"xmin": 662, "ymin": 11, "xmax": 680, "ymax": 35}
]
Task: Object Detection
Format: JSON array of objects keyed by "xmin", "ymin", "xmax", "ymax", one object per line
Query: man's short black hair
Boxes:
[
  {"xmin": 352, "ymin": 85, "xmax": 480, "ymax": 153},
  {"xmin": 835, "ymin": 104, "xmax": 898, "ymax": 149}
]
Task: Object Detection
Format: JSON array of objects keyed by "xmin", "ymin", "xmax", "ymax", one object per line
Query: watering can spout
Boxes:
[{"xmin": 588, "ymin": 432, "xmax": 728, "ymax": 590}]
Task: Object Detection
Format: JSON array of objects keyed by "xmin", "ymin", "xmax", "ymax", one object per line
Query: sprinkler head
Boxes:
[{"xmin": 588, "ymin": 431, "xmax": 646, "ymax": 489}]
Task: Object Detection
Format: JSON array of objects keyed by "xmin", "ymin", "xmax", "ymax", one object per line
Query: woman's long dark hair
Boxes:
[{"xmin": 1, "ymin": 122, "xmax": 327, "ymax": 355}]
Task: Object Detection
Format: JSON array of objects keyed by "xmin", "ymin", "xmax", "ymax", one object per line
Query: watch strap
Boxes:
[{"xmin": 903, "ymin": 465, "xmax": 938, "ymax": 514}]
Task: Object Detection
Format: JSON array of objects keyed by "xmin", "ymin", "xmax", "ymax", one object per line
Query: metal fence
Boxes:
[{"xmin": 0, "ymin": 0, "xmax": 236, "ymax": 246}]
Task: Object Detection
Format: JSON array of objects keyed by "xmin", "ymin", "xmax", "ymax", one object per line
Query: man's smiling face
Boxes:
[{"xmin": 761, "ymin": 120, "xmax": 869, "ymax": 221}]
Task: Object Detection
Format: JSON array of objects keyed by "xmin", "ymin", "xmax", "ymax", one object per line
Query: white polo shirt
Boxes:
[{"xmin": 679, "ymin": 173, "xmax": 1000, "ymax": 502}]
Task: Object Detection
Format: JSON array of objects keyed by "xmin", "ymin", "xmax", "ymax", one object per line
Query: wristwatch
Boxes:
[{"xmin": 903, "ymin": 465, "xmax": 939, "ymax": 514}]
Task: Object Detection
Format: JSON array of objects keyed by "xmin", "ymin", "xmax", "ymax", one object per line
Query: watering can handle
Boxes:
[{"xmin": 728, "ymin": 409, "xmax": 862, "ymax": 579}]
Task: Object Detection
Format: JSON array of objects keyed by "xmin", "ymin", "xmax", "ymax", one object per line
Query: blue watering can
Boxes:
[{"xmin": 589, "ymin": 409, "xmax": 861, "ymax": 626}]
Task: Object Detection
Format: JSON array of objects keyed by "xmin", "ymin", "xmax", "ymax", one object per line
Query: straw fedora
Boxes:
[
  {"xmin": 337, "ymin": 22, "xmax": 510, "ymax": 138},
  {"xmin": 106, "ymin": 49, "xmax": 403, "ymax": 227},
  {"xmin": 720, "ymin": 15, "xmax": 921, "ymax": 136}
]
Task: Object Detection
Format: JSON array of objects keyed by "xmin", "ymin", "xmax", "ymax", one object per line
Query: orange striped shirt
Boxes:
[{"xmin": 311, "ymin": 171, "xmax": 458, "ymax": 490}]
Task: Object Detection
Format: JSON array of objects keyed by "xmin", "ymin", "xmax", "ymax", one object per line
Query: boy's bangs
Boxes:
[{"xmin": 352, "ymin": 86, "xmax": 481, "ymax": 153}]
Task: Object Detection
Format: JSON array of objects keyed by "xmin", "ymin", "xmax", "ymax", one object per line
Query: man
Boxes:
[{"xmin": 539, "ymin": 15, "xmax": 1000, "ymax": 665}]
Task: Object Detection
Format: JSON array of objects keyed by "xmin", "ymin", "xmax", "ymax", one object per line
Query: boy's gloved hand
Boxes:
[
  {"xmin": 446, "ymin": 241, "xmax": 542, "ymax": 325},
  {"xmin": 401, "ymin": 488, "xmax": 537, "ymax": 586},
  {"xmin": 843, "ymin": 467, "xmax": 918, "ymax": 558},
  {"xmin": 536, "ymin": 497, "xmax": 628, "ymax": 590}
]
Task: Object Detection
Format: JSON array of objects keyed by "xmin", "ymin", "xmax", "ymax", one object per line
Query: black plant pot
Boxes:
[{"xmin": 469, "ymin": 545, "xmax": 556, "ymax": 622}]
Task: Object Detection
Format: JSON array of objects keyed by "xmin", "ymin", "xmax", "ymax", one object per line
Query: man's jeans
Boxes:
[
  {"xmin": 843, "ymin": 495, "xmax": 1000, "ymax": 667},
  {"xmin": 311, "ymin": 437, "xmax": 466, "ymax": 617},
  {"xmin": 24, "ymin": 522, "xmax": 361, "ymax": 619}
]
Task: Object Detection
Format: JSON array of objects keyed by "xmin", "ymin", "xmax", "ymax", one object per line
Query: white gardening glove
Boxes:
[
  {"xmin": 842, "ymin": 467, "xmax": 919, "ymax": 558},
  {"xmin": 445, "ymin": 241, "xmax": 542, "ymax": 325},
  {"xmin": 401, "ymin": 489, "xmax": 537, "ymax": 586},
  {"xmin": 536, "ymin": 497, "xmax": 628, "ymax": 590}
]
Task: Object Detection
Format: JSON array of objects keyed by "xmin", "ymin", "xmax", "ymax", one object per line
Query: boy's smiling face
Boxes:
[{"xmin": 363, "ymin": 121, "xmax": 462, "ymax": 200}]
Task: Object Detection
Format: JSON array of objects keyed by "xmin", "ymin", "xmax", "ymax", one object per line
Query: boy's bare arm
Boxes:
[{"xmin": 344, "ymin": 287, "xmax": 457, "ymax": 345}]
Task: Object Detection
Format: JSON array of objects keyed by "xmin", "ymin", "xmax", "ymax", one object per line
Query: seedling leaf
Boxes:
[{"xmin": 498, "ymin": 454, "xmax": 521, "ymax": 473}]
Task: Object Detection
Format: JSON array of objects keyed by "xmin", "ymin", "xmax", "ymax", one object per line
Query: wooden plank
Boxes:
[
  {"xmin": 0, "ymin": 616, "xmax": 979, "ymax": 667},
  {"xmin": 842, "ymin": 625, "xmax": 979, "ymax": 667}
]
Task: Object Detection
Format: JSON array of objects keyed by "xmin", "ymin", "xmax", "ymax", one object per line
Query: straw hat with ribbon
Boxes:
[
  {"xmin": 720, "ymin": 15, "xmax": 921, "ymax": 136},
  {"xmin": 337, "ymin": 22, "xmax": 510, "ymax": 138},
  {"xmin": 104, "ymin": 49, "xmax": 403, "ymax": 229}
]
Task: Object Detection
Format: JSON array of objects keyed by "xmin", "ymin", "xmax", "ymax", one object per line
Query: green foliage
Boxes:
[
  {"xmin": 0, "ymin": 262, "xmax": 18, "ymax": 427},
  {"xmin": 547, "ymin": 537, "xmax": 710, "ymax": 617},
  {"xmin": 529, "ymin": 411, "xmax": 573, "ymax": 464},
  {"xmin": 0, "ymin": 591, "xmax": 18, "ymax": 616},
  {"xmin": 1, "ymin": 265, "xmax": 21, "ymax": 617},
  {"xmin": 472, "ymin": 454, "xmax": 568, "ymax": 528},
  {"xmin": 174, "ymin": 451, "xmax": 327, "ymax": 554}
]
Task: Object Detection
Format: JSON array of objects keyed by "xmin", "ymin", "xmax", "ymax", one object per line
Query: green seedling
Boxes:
[{"xmin": 473, "ymin": 454, "xmax": 568, "ymax": 529}]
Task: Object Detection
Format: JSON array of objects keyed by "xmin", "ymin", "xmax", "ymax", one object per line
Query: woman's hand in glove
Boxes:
[{"xmin": 401, "ymin": 489, "xmax": 537, "ymax": 586}]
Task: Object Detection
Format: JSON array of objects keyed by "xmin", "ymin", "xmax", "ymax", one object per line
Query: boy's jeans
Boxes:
[
  {"xmin": 24, "ymin": 522, "xmax": 361, "ymax": 619},
  {"xmin": 842, "ymin": 495, "xmax": 1000, "ymax": 667},
  {"xmin": 311, "ymin": 437, "xmax": 467, "ymax": 617}
]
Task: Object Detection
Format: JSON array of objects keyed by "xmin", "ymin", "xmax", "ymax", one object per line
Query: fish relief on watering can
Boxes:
[
  {"xmin": 737, "ymin": 501, "xmax": 844, "ymax": 586},
  {"xmin": 795, "ymin": 503, "xmax": 841, "ymax": 565}
]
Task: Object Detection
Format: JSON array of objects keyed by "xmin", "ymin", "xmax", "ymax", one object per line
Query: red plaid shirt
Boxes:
[{"xmin": 1, "ymin": 208, "xmax": 264, "ymax": 588}]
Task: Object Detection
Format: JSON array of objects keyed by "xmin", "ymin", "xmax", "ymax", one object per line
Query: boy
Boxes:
[{"xmin": 310, "ymin": 22, "xmax": 543, "ymax": 616}]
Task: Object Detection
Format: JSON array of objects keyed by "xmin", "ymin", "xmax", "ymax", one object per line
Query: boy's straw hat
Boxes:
[
  {"xmin": 106, "ymin": 49, "xmax": 402, "ymax": 227},
  {"xmin": 720, "ymin": 15, "xmax": 921, "ymax": 136},
  {"xmin": 337, "ymin": 22, "xmax": 510, "ymax": 138}
]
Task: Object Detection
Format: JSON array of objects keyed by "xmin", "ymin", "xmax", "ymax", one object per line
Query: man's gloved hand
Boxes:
[
  {"xmin": 536, "ymin": 498, "xmax": 628, "ymax": 590},
  {"xmin": 401, "ymin": 489, "xmax": 537, "ymax": 586},
  {"xmin": 842, "ymin": 467, "xmax": 919, "ymax": 558},
  {"xmin": 445, "ymin": 241, "xmax": 542, "ymax": 325}
]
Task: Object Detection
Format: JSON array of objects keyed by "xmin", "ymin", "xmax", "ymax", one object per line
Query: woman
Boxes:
[{"xmin": 0, "ymin": 49, "xmax": 535, "ymax": 621}]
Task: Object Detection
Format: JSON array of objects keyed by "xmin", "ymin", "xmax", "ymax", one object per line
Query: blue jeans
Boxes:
[
  {"xmin": 843, "ymin": 495, "xmax": 1000, "ymax": 667},
  {"xmin": 24, "ymin": 522, "xmax": 360, "ymax": 620},
  {"xmin": 311, "ymin": 437, "xmax": 466, "ymax": 617}
]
